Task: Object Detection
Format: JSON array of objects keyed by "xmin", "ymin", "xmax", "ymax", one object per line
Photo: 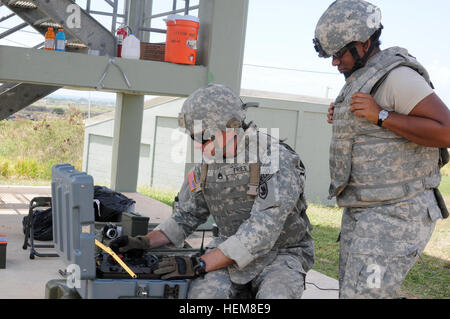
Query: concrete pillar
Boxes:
[
  {"xmin": 197, "ymin": 0, "xmax": 249, "ymax": 93},
  {"xmin": 127, "ymin": 0, "xmax": 152, "ymax": 42},
  {"xmin": 110, "ymin": 93, "xmax": 144, "ymax": 192},
  {"xmin": 109, "ymin": 0, "xmax": 151, "ymax": 192}
]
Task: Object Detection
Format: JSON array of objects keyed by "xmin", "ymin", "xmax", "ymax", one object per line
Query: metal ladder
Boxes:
[{"xmin": 0, "ymin": 0, "xmax": 116, "ymax": 120}]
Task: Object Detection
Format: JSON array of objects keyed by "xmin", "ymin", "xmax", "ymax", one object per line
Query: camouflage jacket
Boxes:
[{"xmin": 156, "ymin": 125, "xmax": 314, "ymax": 284}]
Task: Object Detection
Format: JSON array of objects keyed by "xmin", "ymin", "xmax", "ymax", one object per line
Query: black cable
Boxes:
[
  {"xmin": 243, "ymin": 63, "xmax": 339, "ymax": 76},
  {"xmin": 200, "ymin": 230, "xmax": 205, "ymax": 254},
  {"xmin": 305, "ymin": 281, "xmax": 340, "ymax": 291},
  {"xmin": 305, "ymin": 253, "xmax": 434, "ymax": 293},
  {"xmin": 418, "ymin": 254, "xmax": 433, "ymax": 273}
]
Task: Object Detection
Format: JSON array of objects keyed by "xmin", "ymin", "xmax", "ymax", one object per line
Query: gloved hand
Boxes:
[
  {"xmin": 109, "ymin": 235, "xmax": 151, "ymax": 254},
  {"xmin": 154, "ymin": 256, "xmax": 205, "ymax": 280}
]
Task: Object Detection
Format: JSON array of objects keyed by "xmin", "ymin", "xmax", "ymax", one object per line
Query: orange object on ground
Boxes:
[
  {"xmin": 165, "ymin": 15, "xmax": 199, "ymax": 65},
  {"xmin": 44, "ymin": 27, "xmax": 55, "ymax": 50}
]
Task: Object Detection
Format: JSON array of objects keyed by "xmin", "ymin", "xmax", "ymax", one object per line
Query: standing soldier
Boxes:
[
  {"xmin": 313, "ymin": 0, "xmax": 450, "ymax": 298},
  {"xmin": 111, "ymin": 84, "xmax": 314, "ymax": 299}
]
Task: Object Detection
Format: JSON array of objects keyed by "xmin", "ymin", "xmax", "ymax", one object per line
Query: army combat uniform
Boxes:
[
  {"xmin": 155, "ymin": 125, "xmax": 314, "ymax": 299},
  {"xmin": 329, "ymin": 47, "xmax": 445, "ymax": 298},
  {"xmin": 314, "ymin": 0, "xmax": 448, "ymax": 299}
]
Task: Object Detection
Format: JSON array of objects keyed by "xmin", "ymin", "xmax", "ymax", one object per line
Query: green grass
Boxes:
[
  {"xmin": 442, "ymin": 163, "xmax": 450, "ymax": 177},
  {"xmin": 0, "ymin": 113, "xmax": 447, "ymax": 298},
  {"xmin": 307, "ymin": 204, "xmax": 449, "ymax": 299},
  {"xmin": 400, "ymin": 223, "xmax": 450, "ymax": 299},
  {"xmin": 137, "ymin": 188, "xmax": 449, "ymax": 299},
  {"xmin": 0, "ymin": 178, "xmax": 51, "ymax": 186},
  {"xmin": 138, "ymin": 186, "xmax": 178, "ymax": 207},
  {"xmin": 0, "ymin": 108, "xmax": 85, "ymax": 180},
  {"xmin": 307, "ymin": 204, "xmax": 342, "ymax": 280},
  {"xmin": 439, "ymin": 175, "xmax": 450, "ymax": 195}
]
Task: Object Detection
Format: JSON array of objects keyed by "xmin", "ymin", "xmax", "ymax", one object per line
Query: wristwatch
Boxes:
[{"xmin": 377, "ymin": 109, "xmax": 390, "ymax": 127}]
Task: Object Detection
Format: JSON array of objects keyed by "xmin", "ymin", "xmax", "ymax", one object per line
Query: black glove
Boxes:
[
  {"xmin": 154, "ymin": 256, "xmax": 206, "ymax": 280},
  {"xmin": 109, "ymin": 235, "xmax": 151, "ymax": 254}
]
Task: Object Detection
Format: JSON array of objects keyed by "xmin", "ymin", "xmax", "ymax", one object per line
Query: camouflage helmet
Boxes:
[
  {"xmin": 178, "ymin": 84, "xmax": 256, "ymax": 139},
  {"xmin": 313, "ymin": 0, "xmax": 382, "ymax": 58}
]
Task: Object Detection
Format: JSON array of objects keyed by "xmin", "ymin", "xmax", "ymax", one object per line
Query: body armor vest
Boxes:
[
  {"xmin": 329, "ymin": 47, "xmax": 441, "ymax": 207},
  {"xmin": 198, "ymin": 144, "xmax": 310, "ymax": 248}
]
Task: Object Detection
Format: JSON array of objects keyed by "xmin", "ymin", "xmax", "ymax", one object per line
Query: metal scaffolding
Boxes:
[
  {"xmin": 0, "ymin": 0, "xmax": 249, "ymax": 192},
  {"xmin": 0, "ymin": 0, "xmax": 199, "ymax": 45}
]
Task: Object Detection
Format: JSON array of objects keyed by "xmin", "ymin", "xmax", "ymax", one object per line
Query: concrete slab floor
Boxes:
[{"xmin": 0, "ymin": 186, "xmax": 338, "ymax": 299}]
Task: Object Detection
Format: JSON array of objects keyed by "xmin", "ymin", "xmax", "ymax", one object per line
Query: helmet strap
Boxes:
[
  {"xmin": 345, "ymin": 40, "xmax": 378, "ymax": 78},
  {"xmin": 212, "ymin": 129, "xmax": 239, "ymax": 161}
]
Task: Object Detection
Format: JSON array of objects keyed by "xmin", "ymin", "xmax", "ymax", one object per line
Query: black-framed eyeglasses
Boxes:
[{"xmin": 333, "ymin": 42, "xmax": 356, "ymax": 60}]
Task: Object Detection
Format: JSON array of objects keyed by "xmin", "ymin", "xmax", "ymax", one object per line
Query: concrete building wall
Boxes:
[{"xmin": 83, "ymin": 90, "xmax": 334, "ymax": 205}]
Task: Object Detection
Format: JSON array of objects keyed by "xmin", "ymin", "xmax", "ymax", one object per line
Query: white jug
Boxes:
[{"xmin": 121, "ymin": 34, "xmax": 140, "ymax": 60}]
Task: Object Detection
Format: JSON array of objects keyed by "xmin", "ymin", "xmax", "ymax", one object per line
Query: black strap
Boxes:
[
  {"xmin": 377, "ymin": 117, "xmax": 383, "ymax": 127},
  {"xmin": 347, "ymin": 40, "xmax": 378, "ymax": 76},
  {"xmin": 439, "ymin": 148, "xmax": 449, "ymax": 168},
  {"xmin": 433, "ymin": 188, "xmax": 449, "ymax": 219},
  {"xmin": 370, "ymin": 72, "xmax": 390, "ymax": 96}
]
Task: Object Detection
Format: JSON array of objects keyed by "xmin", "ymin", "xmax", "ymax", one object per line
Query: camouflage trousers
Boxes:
[
  {"xmin": 188, "ymin": 254, "xmax": 306, "ymax": 299},
  {"xmin": 338, "ymin": 190, "xmax": 440, "ymax": 299}
]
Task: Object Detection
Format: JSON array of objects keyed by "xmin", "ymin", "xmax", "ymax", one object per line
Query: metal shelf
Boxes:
[{"xmin": 0, "ymin": 45, "xmax": 208, "ymax": 96}]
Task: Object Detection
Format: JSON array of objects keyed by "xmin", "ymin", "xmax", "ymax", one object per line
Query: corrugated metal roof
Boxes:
[{"xmin": 241, "ymin": 89, "xmax": 333, "ymax": 105}]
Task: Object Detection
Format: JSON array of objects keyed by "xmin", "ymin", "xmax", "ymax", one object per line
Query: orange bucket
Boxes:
[{"xmin": 165, "ymin": 15, "xmax": 199, "ymax": 65}]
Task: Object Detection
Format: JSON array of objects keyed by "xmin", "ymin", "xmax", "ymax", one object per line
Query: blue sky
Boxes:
[
  {"xmin": 242, "ymin": 0, "xmax": 450, "ymax": 105},
  {"xmin": 1, "ymin": 0, "xmax": 449, "ymax": 107}
]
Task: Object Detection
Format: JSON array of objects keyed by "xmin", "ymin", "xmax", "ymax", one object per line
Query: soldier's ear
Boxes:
[{"xmin": 362, "ymin": 39, "xmax": 371, "ymax": 53}]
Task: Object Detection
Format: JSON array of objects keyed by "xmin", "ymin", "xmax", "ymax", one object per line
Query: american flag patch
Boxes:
[{"xmin": 187, "ymin": 170, "xmax": 197, "ymax": 192}]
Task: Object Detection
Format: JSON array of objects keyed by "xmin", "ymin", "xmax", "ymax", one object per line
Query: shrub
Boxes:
[
  {"xmin": 0, "ymin": 110, "xmax": 85, "ymax": 180},
  {"xmin": 13, "ymin": 158, "xmax": 39, "ymax": 179},
  {"xmin": 442, "ymin": 163, "xmax": 450, "ymax": 177},
  {"xmin": 0, "ymin": 158, "xmax": 11, "ymax": 177}
]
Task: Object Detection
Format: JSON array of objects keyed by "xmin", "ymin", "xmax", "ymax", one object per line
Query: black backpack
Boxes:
[
  {"xmin": 93, "ymin": 186, "xmax": 135, "ymax": 222},
  {"xmin": 22, "ymin": 207, "xmax": 53, "ymax": 241}
]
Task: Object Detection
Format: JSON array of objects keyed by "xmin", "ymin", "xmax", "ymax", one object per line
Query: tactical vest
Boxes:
[
  {"xmin": 196, "ymin": 145, "xmax": 310, "ymax": 248},
  {"xmin": 329, "ymin": 47, "xmax": 441, "ymax": 207}
]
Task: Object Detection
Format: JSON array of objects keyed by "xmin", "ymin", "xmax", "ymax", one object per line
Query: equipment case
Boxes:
[{"xmin": 48, "ymin": 164, "xmax": 194, "ymax": 299}]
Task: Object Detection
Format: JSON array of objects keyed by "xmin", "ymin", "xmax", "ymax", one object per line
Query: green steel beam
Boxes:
[
  {"xmin": 127, "ymin": 0, "xmax": 152, "ymax": 42},
  {"xmin": 198, "ymin": 0, "xmax": 249, "ymax": 93},
  {"xmin": 110, "ymin": 93, "xmax": 145, "ymax": 193},
  {"xmin": 0, "ymin": 45, "xmax": 207, "ymax": 96},
  {"xmin": 110, "ymin": 0, "xmax": 149, "ymax": 193}
]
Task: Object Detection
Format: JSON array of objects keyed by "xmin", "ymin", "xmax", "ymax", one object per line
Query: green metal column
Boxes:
[
  {"xmin": 197, "ymin": 0, "xmax": 249, "ymax": 93},
  {"xmin": 127, "ymin": 0, "xmax": 152, "ymax": 42},
  {"xmin": 110, "ymin": 0, "xmax": 151, "ymax": 192},
  {"xmin": 110, "ymin": 93, "xmax": 145, "ymax": 192}
]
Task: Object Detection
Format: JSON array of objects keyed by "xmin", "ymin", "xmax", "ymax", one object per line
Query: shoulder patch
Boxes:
[
  {"xmin": 258, "ymin": 174, "xmax": 273, "ymax": 199},
  {"xmin": 187, "ymin": 170, "xmax": 197, "ymax": 192}
]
